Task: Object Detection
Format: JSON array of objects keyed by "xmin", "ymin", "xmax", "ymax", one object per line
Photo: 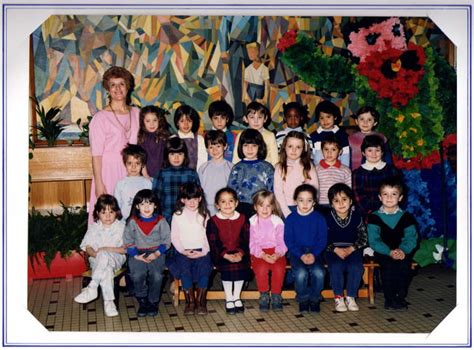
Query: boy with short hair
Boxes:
[
  {"xmin": 232, "ymin": 102, "xmax": 279, "ymax": 166},
  {"xmin": 352, "ymin": 134, "xmax": 399, "ymax": 218},
  {"xmin": 315, "ymin": 134, "xmax": 352, "ymax": 213},
  {"xmin": 310, "ymin": 100, "xmax": 350, "ymax": 167},
  {"xmin": 198, "ymin": 130, "xmax": 234, "ymax": 215},
  {"xmin": 114, "ymin": 144, "xmax": 152, "ymax": 218},
  {"xmin": 349, "ymin": 106, "xmax": 392, "ymax": 170},
  {"xmin": 208, "ymin": 100, "xmax": 237, "ymax": 162},
  {"xmin": 367, "ymin": 177, "xmax": 418, "ymax": 311}
]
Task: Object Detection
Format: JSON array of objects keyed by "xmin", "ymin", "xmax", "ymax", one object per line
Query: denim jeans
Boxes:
[
  {"xmin": 128, "ymin": 255, "xmax": 165, "ymax": 303},
  {"xmin": 325, "ymin": 250, "xmax": 364, "ymax": 297},
  {"xmin": 289, "ymin": 254, "xmax": 325, "ymax": 303}
]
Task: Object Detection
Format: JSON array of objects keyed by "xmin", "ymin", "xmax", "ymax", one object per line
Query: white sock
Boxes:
[
  {"xmin": 232, "ymin": 280, "xmax": 244, "ymax": 306},
  {"xmin": 89, "ymin": 280, "xmax": 99, "ymax": 289},
  {"xmin": 222, "ymin": 281, "xmax": 234, "ymax": 303}
]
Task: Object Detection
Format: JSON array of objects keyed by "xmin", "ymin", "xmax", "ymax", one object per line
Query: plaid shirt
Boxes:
[
  {"xmin": 352, "ymin": 164, "xmax": 399, "ymax": 219},
  {"xmin": 152, "ymin": 166, "xmax": 200, "ymax": 223}
]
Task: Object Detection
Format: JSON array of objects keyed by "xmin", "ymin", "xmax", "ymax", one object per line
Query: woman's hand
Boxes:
[{"xmin": 95, "ymin": 181, "xmax": 107, "ymax": 197}]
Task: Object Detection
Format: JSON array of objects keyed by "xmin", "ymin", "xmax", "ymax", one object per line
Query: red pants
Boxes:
[{"xmin": 251, "ymin": 255, "xmax": 287, "ymax": 294}]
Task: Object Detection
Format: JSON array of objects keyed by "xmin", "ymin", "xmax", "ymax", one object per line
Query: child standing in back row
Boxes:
[
  {"xmin": 207, "ymin": 100, "xmax": 237, "ymax": 162},
  {"xmin": 173, "ymin": 104, "xmax": 207, "ymax": 170},
  {"xmin": 249, "ymin": 190, "xmax": 287, "ymax": 311},
  {"xmin": 310, "ymin": 100, "xmax": 350, "ymax": 167},
  {"xmin": 137, "ymin": 105, "xmax": 171, "ymax": 178},
  {"xmin": 349, "ymin": 106, "xmax": 392, "ymax": 170},
  {"xmin": 232, "ymin": 102, "xmax": 279, "ymax": 166},
  {"xmin": 275, "ymin": 102, "xmax": 313, "ymax": 152}
]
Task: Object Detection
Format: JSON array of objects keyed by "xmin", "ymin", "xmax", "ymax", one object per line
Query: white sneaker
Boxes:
[
  {"xmin": 74, "ymin": 286, "xmax": 98, "ymax": 304},
  {"xmin": 335, "ymin": 297, "xmax": 348, "ymax": 312},
  {"xmin": 104, "ymin": 300, "xmax": 119, "ymax": 317},
  {"xmin": 346, "ymin": 297, "xmax": 359, "ymax": 311}
]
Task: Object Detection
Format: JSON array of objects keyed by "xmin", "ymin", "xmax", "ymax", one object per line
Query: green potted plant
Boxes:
[
  {"xmin": 28, "ymin": 204, "xmax": 88, "ymax": 279},
  {"xmin": 30, "ymin": 96, "xmax": 65, "ymax": 146},
  {"xmin": 76, "ymin": 115, "xmax": 93, "ymax": 145}
]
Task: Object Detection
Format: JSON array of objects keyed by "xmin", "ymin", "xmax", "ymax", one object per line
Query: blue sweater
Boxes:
[
  {"xmin": 284, "ymin": 210, "xmax": 327, "ymax": 259},
  {"xmin": 227, "ymin": 159, "xmax": 274, "ymax": 204}
]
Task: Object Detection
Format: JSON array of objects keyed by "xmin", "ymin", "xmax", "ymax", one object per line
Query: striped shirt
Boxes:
[{"xmin": 315, "ymin": 160, "xmax": 352, "ymax": 205}]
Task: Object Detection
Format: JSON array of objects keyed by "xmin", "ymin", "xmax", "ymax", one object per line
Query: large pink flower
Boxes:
[{"xmin": 348, "ymin": 18, "xmax": 407, "ymax": 62}]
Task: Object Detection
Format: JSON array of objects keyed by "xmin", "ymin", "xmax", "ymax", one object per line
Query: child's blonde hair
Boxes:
[{"xmin": 252, "ymin": 190, "xmax": 283, "ymax": 218}]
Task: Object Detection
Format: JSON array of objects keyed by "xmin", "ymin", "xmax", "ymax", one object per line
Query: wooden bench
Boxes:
[
  {"xmin": 171, "ymin": 261, "xmax": 418, "ymax": 306},
  {"xmin": 172, "ymin": 261, "xmax": 381, "ymax": 307}
]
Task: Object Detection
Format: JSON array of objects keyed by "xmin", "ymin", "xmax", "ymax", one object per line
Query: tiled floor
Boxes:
[{"xmin": 27, "ymin": 265, "xmax": 455, "ymax": 333}]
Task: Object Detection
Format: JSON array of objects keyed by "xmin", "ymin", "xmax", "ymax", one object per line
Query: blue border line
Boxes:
[
  {"xmin": 6, "ymin": 2, "xmax": 471, "ymax": 348},
  {"xmin": 3, "ymin": 3, "xmax": 7, "ymax": 348}
]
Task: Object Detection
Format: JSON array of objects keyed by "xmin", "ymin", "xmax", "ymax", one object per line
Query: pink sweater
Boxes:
[
  {"xmin": 249, "ymin": 214, "xmax": 287, "ymax": 257},
  {"xmin": 274, "ymin": 159, "xmax": 319, "ymax": 217}
]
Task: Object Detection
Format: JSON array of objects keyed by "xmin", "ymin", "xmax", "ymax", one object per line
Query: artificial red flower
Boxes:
[
  {"xmin": 277, "ymin": 30, "xmax": 298, "ymax": 52},
  {"xmin": 357, "ymin": 42, "xmax": 426, "ymax": 107}
]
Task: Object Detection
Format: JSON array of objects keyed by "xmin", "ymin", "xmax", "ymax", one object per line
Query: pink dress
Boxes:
[{"xmin": 88, "ymin": 107, "xmax": 140, "ymax": 223}]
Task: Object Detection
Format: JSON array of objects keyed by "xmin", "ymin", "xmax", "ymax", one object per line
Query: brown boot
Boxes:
[
  {"xmin": 196, "ymin": 287, "xmax": 208, "ymax": 315},
  {"xmin": 183, "ymin": 288, "xmax": 196, "ymax": 316}
]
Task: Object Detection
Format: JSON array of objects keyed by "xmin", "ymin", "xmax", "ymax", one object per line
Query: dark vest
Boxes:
[
  {"xmin": 325, "ymin": 209, "xmax": 362, "ymax": 246},
  {"xmin": 368, "ymin": 212, "xmax": 416, "ymax": 250}
]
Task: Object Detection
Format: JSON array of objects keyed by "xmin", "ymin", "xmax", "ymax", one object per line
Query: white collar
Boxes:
[
  {"xmin": 284, "ymin": 126, "xmax": 303, "ymax": 133},
  {"xmin": 297, "ymin": 207, "xmax": 314, "ymax": 216},
  {"xmin": 378, "ymin": 206, "xmax": 402, "ymax": 215},
  {"xmin": 317, "ymin": 125, "xmax": 339, "ymax": 133},
  {"xmin": 216, "ymin": 211, "xmax": 240, "ymax": 220},
  {"xmin": 212, "ymin": 127, "xmax": 228, "ymax": 132},
  {"xmin": 249, "ymin": 214, "xmax": 283, "ymax": 226},
  {"xmin": 362, "ymin": 160, "xmax": 386, "ymax": 170},
  {"xmin": 178, "ymin": 130, "xmax": 195, "ymax": 139}
]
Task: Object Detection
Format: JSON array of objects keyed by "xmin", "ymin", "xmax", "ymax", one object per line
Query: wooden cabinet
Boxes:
[{"xmin": 29, "ymin": 147, "xmax": 92, "ymax": 210}]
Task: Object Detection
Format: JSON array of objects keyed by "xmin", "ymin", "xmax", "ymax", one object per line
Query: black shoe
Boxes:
[
  {"xmin": 394, "ymin": 299, "xmax": 408, "ymax": 312},
  {"xmin": 271, "ymin": 294, "xmax": 283, "ymax": 311},
  {"xmin": 136, "ymin": 298, "xmax": 149, "ymax": 317},
  {"xmin": 259, "ymin": 293, "xmax": 270, "ymax": 312},
  {"xmin": 147, "ymin": 302, "xmax": 159, "ymax": 317},
  {"xmin": 225, "ymin": 301, "xmax": 236, "ymax": 315},
  {"xmin": 310, "ymin": 301, "xmax": 320, "ymax": 313},
  {"xmin": 299, "ymin": 301, "xmax": 310, "ymax": 313},
  {"xmin": 234, "ymin": 299, "xmax": 245, "ymax": 313},
  {"xmin": 384, "ymin": 300, "xmax": 397, "ymax": 312}
]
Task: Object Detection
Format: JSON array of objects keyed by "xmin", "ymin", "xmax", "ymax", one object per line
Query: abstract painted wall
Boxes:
[{"xmin": 31, "ymin": 15, "xmax": 452, "ymax": 139}]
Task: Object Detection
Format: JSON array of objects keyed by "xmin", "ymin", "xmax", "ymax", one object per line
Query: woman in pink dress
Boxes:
[{"xmin": 88, "ymin": 66, "xmax": 140, "ymax": 223}]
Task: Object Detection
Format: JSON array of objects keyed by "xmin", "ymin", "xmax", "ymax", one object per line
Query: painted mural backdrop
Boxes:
[{"xmin": 31, "ymin": 15, "xmax": 456, "ymax": 266}]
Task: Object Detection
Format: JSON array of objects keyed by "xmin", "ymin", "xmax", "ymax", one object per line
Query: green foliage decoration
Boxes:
[
  {"xmin": 355, "ymin": 47, "xmax": 445, "ymax": 159},
  {"xmin": 30, "ymin": 96, "xmax": 65, "ymax": 146},
  {"xmin": 28, "ymin": 204, "xmax": 88, "ymax": 270},
  {"xmin": 279, "ymin": 32, "xmax": 356, "ymax": 95}
]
